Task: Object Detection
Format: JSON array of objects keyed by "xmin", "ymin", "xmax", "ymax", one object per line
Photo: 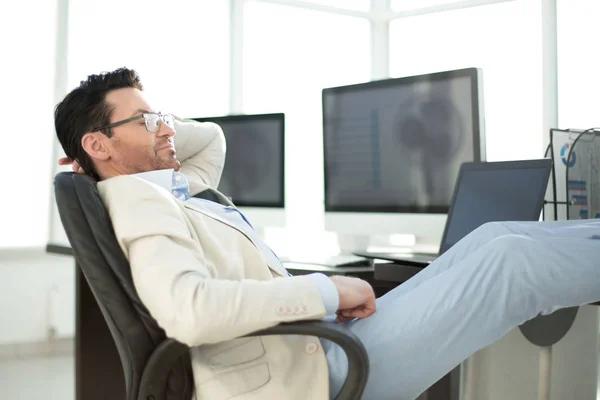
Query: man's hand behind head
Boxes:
[
  {"xmin": 330, "ymin": 275, "xmax": 376, "ymax": 322},
  {"xmin": 58, "ymin": 157, "xmax": 85, "ymax": 174}
]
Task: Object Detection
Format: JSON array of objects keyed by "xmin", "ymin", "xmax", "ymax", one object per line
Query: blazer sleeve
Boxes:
[
  {"xmin": 173, "ymin": 116, "xmax": 226, "ymax": 195},
  {"xmin": 98, "ymin": 176, "xmax": 328, "ymax": 347}
]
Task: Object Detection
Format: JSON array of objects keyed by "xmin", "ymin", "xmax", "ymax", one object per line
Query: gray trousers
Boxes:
[{"xmin": 324, "ymin": 219, "xmax": 600, "ymax": 400}]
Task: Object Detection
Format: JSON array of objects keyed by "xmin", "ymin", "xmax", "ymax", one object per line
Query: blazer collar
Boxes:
[{"xmin": 182, "ymin": 201, "xmax": 287, "ymax": 278}]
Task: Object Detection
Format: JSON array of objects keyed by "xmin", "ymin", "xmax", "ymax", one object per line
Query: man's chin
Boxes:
[{"xmin": 159, "ymin": 156, "xmax": 181, "ymax": 172}]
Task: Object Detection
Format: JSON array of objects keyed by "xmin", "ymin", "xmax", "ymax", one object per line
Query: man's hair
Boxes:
[{"xmin": 54, "ymin": 67, "xmax": 143, "ymax": 180}]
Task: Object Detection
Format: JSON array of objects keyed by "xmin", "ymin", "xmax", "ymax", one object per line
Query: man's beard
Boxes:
[{"xmin": 154, "ymin": 150, "xmax": 179, "ymax": 171}]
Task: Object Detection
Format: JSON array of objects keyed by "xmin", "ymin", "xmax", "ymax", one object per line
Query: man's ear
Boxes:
[{"xmin": 81, "ymin": 132, "xmax": 111, "ymax": 162}]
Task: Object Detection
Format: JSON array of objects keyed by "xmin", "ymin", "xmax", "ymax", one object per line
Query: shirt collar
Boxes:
[
  {"xmin": 132, "ymin": 169, "xmax": 174, "ymax": 191},
  {"xmin": 132, "ymin": 169, "xmax": 190, "ymax": 201}
]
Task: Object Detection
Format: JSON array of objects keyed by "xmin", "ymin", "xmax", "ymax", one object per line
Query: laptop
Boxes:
[{"xmin": 354, "ymin": 159, "xmax": 553, "ymax": 266}]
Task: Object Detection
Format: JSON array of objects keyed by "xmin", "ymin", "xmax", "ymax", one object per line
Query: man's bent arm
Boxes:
[
  {"xmin": 173, "ymin": 117, "xmax": 226, "ymax": 194},
  {"xmin": 307, "ymin": 273, "xmax": 339, "ymax": 315},
  {"xmin": 99, "ymin": 176, "xmax": 329, "ymax": 347}
]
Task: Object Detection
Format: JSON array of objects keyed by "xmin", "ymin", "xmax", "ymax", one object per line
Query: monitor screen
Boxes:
[
  {"xmin": 190, "ymin": 113, "xmax": 285, "ymax": 208},
  {"xmin": 440, "ymin": 159, "xmax": 552, "ymax": 253},
  {"xmin": 323, "ymin": 68, "xmax": 485, "ymax": 214}
]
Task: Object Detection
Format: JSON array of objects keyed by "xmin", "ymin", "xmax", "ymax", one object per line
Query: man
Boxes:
[{"xmin": 54, "ymin": 68, "xmax": 600, "ymax": 400}]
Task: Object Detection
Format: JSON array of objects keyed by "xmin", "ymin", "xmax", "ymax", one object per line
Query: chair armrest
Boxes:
[
  {"xmin": 250, "ymin": 321, "xmax": 369, "ymax": 400},
  {"xmin": 138, "ymin": 320, "xmax": 369, "ymax": 400},
  {"xmin": 137, "ymin": 339, "xmax": 191, "ymax": 400}
]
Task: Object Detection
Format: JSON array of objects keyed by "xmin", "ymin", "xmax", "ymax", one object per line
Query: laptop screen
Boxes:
[{"xmin": 439, "ymin": 159, "xmax": 552, "ymax": 254}]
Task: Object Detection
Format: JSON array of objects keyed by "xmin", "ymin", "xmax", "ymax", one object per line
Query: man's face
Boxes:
[{"xmin": 102, "ymin": 87, "xmax": 180, "ymax": 175}]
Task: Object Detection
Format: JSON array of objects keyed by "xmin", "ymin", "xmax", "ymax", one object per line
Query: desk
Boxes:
[
  {"xmin": 283, "ymin": 261, "xmax": 402, "ymax": 298},
  {"xmin": 47, "ymin": 243, "xmax": 125, "ymax": 400},
  {"xmin": 46, "ymin": 243, "xmax": 455, "ymax": 400}
]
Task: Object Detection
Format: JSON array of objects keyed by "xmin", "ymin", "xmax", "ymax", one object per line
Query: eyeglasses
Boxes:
[{"xmin": 93, "ymin": 112, "xmax": 175, "ymax": 133}]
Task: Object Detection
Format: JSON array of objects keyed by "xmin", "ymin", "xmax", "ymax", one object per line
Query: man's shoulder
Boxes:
[
  {"xmin": 97, "ymin": 175, "xmax": 175, "ymax": 207},
  {"xmin": 97, "ymin": 175, "xmax": 189, "ymax": 242}
]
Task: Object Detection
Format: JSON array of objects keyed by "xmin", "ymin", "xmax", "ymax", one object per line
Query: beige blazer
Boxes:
[{"xmin": 97, "ymin": 118, "xmax": 332, "ymax": 399}]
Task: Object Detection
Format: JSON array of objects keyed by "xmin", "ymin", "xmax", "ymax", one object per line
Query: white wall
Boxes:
[{"xmin": 0, "ymin": 249, "xmax": 74, "ymax": 345}]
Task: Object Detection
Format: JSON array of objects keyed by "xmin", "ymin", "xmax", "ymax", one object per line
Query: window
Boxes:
[
  {"xmin": 68, "ymin": 0, "xmax": 230, "ymax": 118},
  {"xmin": 293, "ymin": 0, "xmax": 371, "ymax": 12},
  {"xmin": 45, "ymin": 0, "xmax": 231, "ymax": 246},
  {"xmin": 390, "ymin": 0, "xmax": 543, "ymax": 161},
  {"xmin": 557, "ymin": 0, "xmax": 600, "ymax": 128},
  {"xmin": 391, "ymin": 0, "xmax": 467, "ymax": 12},
  {"xmin": 0, "ymin": 2, "xmax": 57, "ymax": 247},
  {"xmin": 243, "ymin": 1, "xmax": 371, "ymax": 252}
]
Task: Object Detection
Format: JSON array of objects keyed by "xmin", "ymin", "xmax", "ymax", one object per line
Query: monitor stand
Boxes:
[
  {"xmin": 337, "ymin": 234, "xmax": 371, "ymax": 254},
  {"xmin": 344, "ymin": 234, "xmax": 440, "ymax": 255},
  {"xmin": 412, "ymin": 235, "xmax": 441, "ymax": 254}
]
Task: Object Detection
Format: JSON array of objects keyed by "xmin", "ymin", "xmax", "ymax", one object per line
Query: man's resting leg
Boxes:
[
  {"xmin": 376, "ymin": 219, "xmax": 600, "ymax": 308},
  {"xmin": 325, "ymin": 232, "xmax": 600, "ymax": 399}
]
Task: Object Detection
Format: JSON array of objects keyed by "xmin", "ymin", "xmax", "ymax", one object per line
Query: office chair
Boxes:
[{"xmin": 53, "ymin": 171, "xmax": 369, "ymax": 400}]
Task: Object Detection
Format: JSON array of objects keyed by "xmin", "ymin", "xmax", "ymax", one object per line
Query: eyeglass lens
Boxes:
[{"xmin": 144, "ymin": 113, "xmax": 174, "ymax": 132}]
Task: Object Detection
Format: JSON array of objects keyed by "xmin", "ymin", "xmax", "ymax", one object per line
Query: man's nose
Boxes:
[{"xmin": 157, "ymin": 119, "xmax": 176, "ymax": 138}]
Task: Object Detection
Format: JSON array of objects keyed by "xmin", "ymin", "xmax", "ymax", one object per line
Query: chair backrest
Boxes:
[{"xmin": 54, "ymin": 172, "xmax": 194, "ymax": 400}]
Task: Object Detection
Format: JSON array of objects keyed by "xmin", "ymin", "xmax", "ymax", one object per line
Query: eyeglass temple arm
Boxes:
[{"xmin": 92, "ymin": 114, "xmax": 145, "ymax": 132}]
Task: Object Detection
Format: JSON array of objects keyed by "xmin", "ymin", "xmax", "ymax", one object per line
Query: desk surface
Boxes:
[
  {"xmin": 47, "ymin": 242, "xmax": 427, "ymax": 284},
  {"xmin": 282, "ymin": 261, "xmax": 374, "ymax": 274},
  {"xmin": 47, "ymin": 242, "xmax": 377, "ymax": 273},
  {"xmin": 46, "ymin": 243, "xmax": 73, "ymax": 256}
]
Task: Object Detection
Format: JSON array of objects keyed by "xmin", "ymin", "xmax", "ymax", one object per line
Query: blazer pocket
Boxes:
[
  {"xmin": 208, "ymin": 337, "xmax": 266, "ymax": 369},
  {"xmin": 200, "ymin": 362, "xmax": 271, "ymax": 400}
]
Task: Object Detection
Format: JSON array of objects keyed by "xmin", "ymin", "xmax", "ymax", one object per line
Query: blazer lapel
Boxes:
[{"xmin": 182, "ymin": 199, "xmax": 287, "ymax": 278}]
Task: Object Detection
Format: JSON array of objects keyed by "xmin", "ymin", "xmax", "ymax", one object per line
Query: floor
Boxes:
[
  {"xmin": 0, "ymin": 355, "xmax": 74, "ymax": 400},
  {"xmin": 1, "ymin": 353, "xmax": 599, "ymax": 400}
]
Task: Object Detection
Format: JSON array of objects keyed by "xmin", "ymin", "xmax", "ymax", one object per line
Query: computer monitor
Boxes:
[
  {"xmin": 190, "ymin": 113, "xmax": 286, "ymax": 230},
  {"xmin": 322, "ymin": 68, "xmax": 486, "ymax": 251}
]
